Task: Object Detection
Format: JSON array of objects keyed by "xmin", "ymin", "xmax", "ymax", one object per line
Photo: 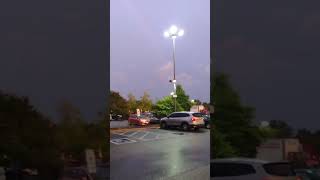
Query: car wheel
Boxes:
[
  {"xmin": 181, "ymin": 123, "xmax": 189, "ymax": 131},
  {"xmin": 160, "ymin": 122, "xmax": 167, "ymax": 129}
]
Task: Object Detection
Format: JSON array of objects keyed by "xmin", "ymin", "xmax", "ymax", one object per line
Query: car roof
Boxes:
[
  {"xmin": 211, "ymin": 158, "xmax": 270, "ymax": 164},
  {"xmin": 172, "ymin": 111, "xmax": 199, "ymax": 114}
]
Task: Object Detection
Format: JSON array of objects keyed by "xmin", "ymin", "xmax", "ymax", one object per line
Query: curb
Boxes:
[{"xmin": 110, "ymin": 125, "xmax": 160, "ymax": 132}]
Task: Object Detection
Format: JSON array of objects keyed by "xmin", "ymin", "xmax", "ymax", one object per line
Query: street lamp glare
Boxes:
[
  {"xmin": 178, "ymin": 29, "xmax": 184, "ymax": 37},
  {"xmin": 164, "ymin": 31, "xmax": 170, "ymax": 38},
  {"xmin": 169, "ymin": 25, "xmax": 178, "ymax": 34}
]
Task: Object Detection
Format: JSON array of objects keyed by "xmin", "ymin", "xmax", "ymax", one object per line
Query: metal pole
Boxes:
[
  {"xmin": 172, "ymin": 37, "xmax": 177, "ymax": 111},
  {"xmin": 172, "ymin": 37, "xmax": 176, "ymax": 80}
]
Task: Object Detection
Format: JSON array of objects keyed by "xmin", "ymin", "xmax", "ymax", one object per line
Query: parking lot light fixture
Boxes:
[
  {"xmin": 164, "ymin": 31, "xmax": 170, "ymax": 38},
  {"xmin": 164, "ymin": 25, "xmax": 184, "ymax": 111},
  {"xmin": 169, "ymin": 25, "xmax": 178, "ymax": 35},
  {"xmin": 178, "ymin": 29, "xmax": 184, "ymax": 37}
]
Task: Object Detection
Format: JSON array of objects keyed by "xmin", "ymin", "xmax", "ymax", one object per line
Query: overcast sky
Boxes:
[
  {"xmin": 110, "ymin": 0, "xmax": 210, "ymax": 103},
  {"xmin": 213, "ymin": 1, "xmax": 320, "ymax": 130},
  {"xmin": 0, "ymin": 0, "xmax": 108, "ymax": 121}
]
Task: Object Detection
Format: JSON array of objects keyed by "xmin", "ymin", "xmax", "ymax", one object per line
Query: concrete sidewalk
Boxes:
[{"xmin": 110, "ymin": 124, "xmax": 160, "ymax": 132}]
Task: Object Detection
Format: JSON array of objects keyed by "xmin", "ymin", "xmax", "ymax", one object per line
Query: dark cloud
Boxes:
[
  {"xmin": 213, "ymin": 1, "xmax": 320, "ymax": 129},
  {"xmin": 0, "ymin": 0, "xmax": 108, "ymax": 120}
]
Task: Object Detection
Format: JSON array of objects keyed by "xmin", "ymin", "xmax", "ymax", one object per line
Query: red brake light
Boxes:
[{"xmin": 192, "ymin": 117, "xmax": 196, "ymax": 122}]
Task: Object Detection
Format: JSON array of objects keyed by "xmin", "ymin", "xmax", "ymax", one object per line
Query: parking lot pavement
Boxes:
[
  {"xmin": 110, "ymin": 128, "xmax": 207, "ymax": 145},
  {"xmin": 110, "ymin": 128, "xmax": 209, "ymax": 180},
  {"xmin": 164, "ymin": 165, "xmax": 210, "ymax": 180}
]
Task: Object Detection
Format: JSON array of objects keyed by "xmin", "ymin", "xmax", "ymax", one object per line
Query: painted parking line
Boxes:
[
  {"xmin": 127, "ymin": 131, "xmax": 139, "ymax": 137},
  {"xmin": 138, "ymin": 131, "xmax": 150, "ymax": 140},
  {"xmin": 111, "ymin": 128, "xmax": 207, "ymax": 145},
  {"xmin": 140, "ymin": 132, "xmax": 157, "ymax": 140},
  {"xmin": 110, "ymin": 138, "xmax": 137, "ymax": 145},
  {"xmin": 111, "ymin": 133, "xmax": 127, "ymax": 139},
  {"xmin": 122, "ymin": 131, "xmax": 137, "ymax": 136},
  {"xmin": 131, "ymin": 131, "xmax": 146, "ymax": 139}
]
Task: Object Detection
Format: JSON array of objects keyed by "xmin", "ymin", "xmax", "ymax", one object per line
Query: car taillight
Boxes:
[{"xmin": 192, "ymin": 117, "xmax": 196, "ymax": 122}]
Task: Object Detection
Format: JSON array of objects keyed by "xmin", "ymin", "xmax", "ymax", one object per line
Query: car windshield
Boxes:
[
  {"xmin": 263, "ymin": 163, "xmax": 295, "ymax": 176},
  {"xmin": 139, "ymin": 115, "xmax": 148, "ymax": 118},
  {"xmin": 192, "ymin": 113, "xmax": 203, "ymax": 117}
]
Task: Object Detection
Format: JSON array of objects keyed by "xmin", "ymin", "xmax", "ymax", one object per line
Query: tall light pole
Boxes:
[{"xmin": 164, "ymin": 25, "xmax": 184, "ymax": 111}]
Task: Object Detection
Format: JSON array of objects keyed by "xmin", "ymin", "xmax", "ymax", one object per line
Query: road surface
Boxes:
[{"xmin": 110, "ymin": 127, "xmax": 210, "ymax": 180}]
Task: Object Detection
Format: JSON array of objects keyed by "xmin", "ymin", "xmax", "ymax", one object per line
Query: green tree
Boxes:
[
  {"xmin": 269, "ymin": 120, "xmax": 293, "ymax": 138},
  {"xmin": 138, "ymin": 91, "xmax": 153, "ymax": 112},
  {"xmin": 192, "ymin": 99, "xmax": 202, "ymax": 105},
  {"xmin": 56, "ymin": 101, "xmax": 89, "ymax": 162},
  {"xmin": 176, "ymin": 84, "xmax": 192, "ymax": 111},
  {"xmin": 154, "ymin": 96, "xmax": 183, "ymax": 117},
  {"xmin": 212, "ymin": 73, "xmax": 262, "ymax": 157},
  {"xmin": 0, "ymin": 91, "xmax": 62, "ymax": 179},
  {"xmin": 110, "ymin": 91, "xmax": 129, "ymax": 118},
  {"xmin": 127, "ymin": 93, "xmax": 137, "ymax": 113},
  {"xmin": 85, "ymin": 119, "xmax": 108, "ymax": 161},
  {"xmin": 211, "ymin": 129, "xmax": 236, "ymax": 158},
  {"xmin": 259, "ymin": 126, "xmax": 279, "ymax": 139}
]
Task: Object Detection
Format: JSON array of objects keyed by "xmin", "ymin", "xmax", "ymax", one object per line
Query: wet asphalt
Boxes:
[{"xmin": 110, "ymin": 128, "xmax": 210, "ymax": 180}]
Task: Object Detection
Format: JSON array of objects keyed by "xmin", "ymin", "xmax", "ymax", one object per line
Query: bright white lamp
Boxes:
[
  {"xmin": 178, "ymin": 29, "xmax": 184, "ymax": 37},
  {"xmin": 163, "ymin": 25, "xmax": 184, "ymax": 38},
  {"xmin": 164, "ymin": 31, "xmax": 170, "ymax": 38},
  {"xmin": 169, "ymin": 25, "xmax": 178, "ymax": 34}
]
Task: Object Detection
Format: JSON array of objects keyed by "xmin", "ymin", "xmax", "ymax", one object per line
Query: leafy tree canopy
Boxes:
[
  {"xmin": 212, "ymin": 73, "xmax": 262, "ymax": 157},
  {"xmin": 176, "ymin": 84, "xmax": 191, "ymax": 111},
  {"xmin": 138, "ymin": 91, "xmax": 153, "ymax": 112},
  {"xmin": 110, "ymin": 91, "xmax": 129, "ymax": 117},
  {"xmin": 269, "ymin": 120, "xmax": 293, "ymax": 138},
  {"xmin": 127, "ymin": 93, "xmax": 137, "ymax": 113},
  {"xmin": 154, "ymin": 96, "xmax": 183, "ymax": 118}
]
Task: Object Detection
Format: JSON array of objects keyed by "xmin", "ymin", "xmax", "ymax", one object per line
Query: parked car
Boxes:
[
  {"xmin": 202, "ymin": 114, "xmax": 210, "ymax": 129},
  {"xmin": 142, "ymin": 113, "xmax": 160, "ymax": 124},
  {"xmin": 128, "ymin": 114, "xmax": 150, "ymax": 126},
  {"xmin": 295, "ymin": 169, "xmax": 320, "ymax": 180},
  {"xmin": 59, "ymin": 167, "xmax": 93, "ymax": 180},
  {"xmin": 211, "ymin": 158, "xmax": 299, "ymax": 180},
  {"xmin": 5, "ymin": 168, "xmax": 39, "ymax": 180},
  {"xmin": 160, "ymin": 112, "xmax": 204, "ymax": 131},
  {"xmin": 110, "ymin": 114, "xmax": 123, "ymax": 121}
]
